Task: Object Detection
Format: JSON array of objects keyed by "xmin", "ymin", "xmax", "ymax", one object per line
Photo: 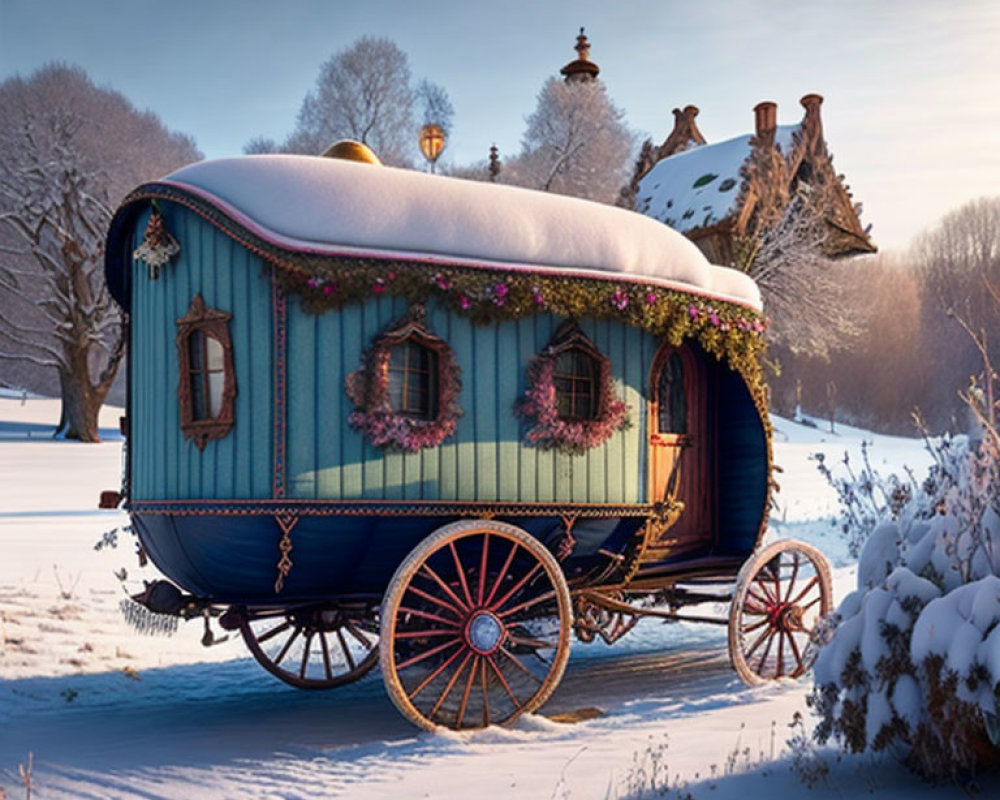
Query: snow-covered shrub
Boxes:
[{"xmin": 811, "ymin": 433, "xmax": 1000, "ymax": 779}]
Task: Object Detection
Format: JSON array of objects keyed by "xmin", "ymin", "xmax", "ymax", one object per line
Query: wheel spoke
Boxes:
[
  {"xmin": 757, "ymin": 629, "xmax": 776, "ymax": 676},
  {"xmin": 481, "ymin": 655, "xmax": 491, "ymax": 727},
  {"xmin": 748, "ymin": 585, "xmax": 775, "ymax": 609},
  {"xmin": 744, "ymin": 625, "xmax": 771, "ymax": 661},
  {"xmin": 798, "ymin": 594, "xmax": 823, "ymax": 613},
  {"xmin": 394, "ymin": 628, "xmax": 461, "ymax": 640},
  {"xmin": 484, "ymin": 540, "xmax": 520, "ymax": 607},
  {"xmin": 784, "ymin": 553, "xmax": 801, "ymax": 603},
  {"xmin": 742, "ymin": 616, "xmax": 770, "ymax": 634},
  {"xmin": 398, "ymin": 606, "xmax": 461, "ymax": 628},
  {"xmin": 753, "ymin": 575, "xmax": 778, "ymax": 604},
  {"xmin": 418, "ymin": 564, "xmax": 471, "ymax": 614},
  {"xmin": 449, "ymin": 542, "xmax": 475, "ymax": 608},
  {"xmin": 489, "ymin": 562, "xmax": 543, "ymax": 613},
  {"xmin": 456, "ymin": 655, "xmax": 478, "ymax": 729},
  {"xmin": 255, "ymin": 619, "xmax": 293, "ymax": 644},
  {"xmin": 319, "ymin": 632, "xmax": 334, "ymax": 680},
  {"xmin": 497, "ymin": 646, "xmax": 543, "ymax": 684},
  {"xmin": 410, "ymin": 640, "xmax": 468, "ymax": 700},
  {"xmin": 486, "ymin": 655, "xmax": 521, "ymax": 709},
  {"xmin": 345, "ymin": 620, "xmax": 373, "ymax": 648},
  {"xmin": 273, "ymin": 626, "xmax": 301, "ymax": 666},
  {"xmin": 299, "ymin": 631, "xmax": 314, "ymax": 679},
  {"xmin": 431, "ymin": 651, "xmax": 474, "ymax": 718},
  {"xmin": 335, "ymin": 626, "xmax": 356, "ymax": 672},
  {"xmin": 407, "ymin": 583, "xmax": 464, "ymax": 619},
  {"xmin": 477, "ymin": 533, "xmax": 490, "ymax": 605},
  {"xmin": 787, "ymin": 628, "xmax": 804, "ymax": 672},
  {"xmin": 396, "ymin": 635, "xmax": 463, "ymax": 671},
  {"xmin": 776, "ymin": 630, "xmax": 785, "ymax": 677},
  {"xmin": 497, "ymin": 588, "xmax": 556, "ymax": 620},
  {"xmin": 787, "ymin": 576, "xmax": 819, "ymax": 608}
]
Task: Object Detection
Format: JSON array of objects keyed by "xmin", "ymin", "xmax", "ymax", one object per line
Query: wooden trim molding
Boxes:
[
  {"xmin": 176, "ymin": 294, "xmax": 237, "ymax": 450},
  {"xmin": 516, "ymin": 320, "xmax": 629, "ymax": 455},
  {"xmin": 345, "ymin": 304, "xmax": 462, "ymax": 452}
]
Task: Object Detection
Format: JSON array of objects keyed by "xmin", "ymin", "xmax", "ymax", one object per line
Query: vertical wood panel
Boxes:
[
  {"xmin": 315, "ymin": 303, "xmax": 343, "ymax": 498},
  {"xmin": 496, "ymin": 320, "xmax": 520, "ymax": 501},
  {"xmin": 449, "ymin": 313, "xmax": 475, "ymax": 499},
  {"xmin": 339, "ymin": 303, "xmax": 364, "ymax": 498},
  {"xmin": 533, "ymin": 313, "xmax": 556, "ymax": 502},
  {"xmin": 287, "ymin": 306, "xmax": 317, "ymax": 498},
  {"xmin": 473, "ymin": 324, "xmax": 498, "ymax": 500}
]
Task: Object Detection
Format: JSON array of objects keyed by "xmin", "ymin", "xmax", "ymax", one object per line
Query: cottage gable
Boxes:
[{"xmin": 624, "ymin": 94, "xmax": 875, "ymax": 266}]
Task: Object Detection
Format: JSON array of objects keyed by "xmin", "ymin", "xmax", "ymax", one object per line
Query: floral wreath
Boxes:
[
  {"xmin": 516, "ymin": 321, "xmax": 630, "ymax": 455},
  {"xmin": 345, "ymin": 306, "xmax": 462, "ymax": 452}
]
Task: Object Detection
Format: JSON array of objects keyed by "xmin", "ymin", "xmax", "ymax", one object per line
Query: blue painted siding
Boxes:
[
  {"xmin": 285, "ymin": 296, "xmax": 656, "ymax": 504},
  {"xmin": 130, "ymin": 206, "xmax": 273, "ymax": 501}
]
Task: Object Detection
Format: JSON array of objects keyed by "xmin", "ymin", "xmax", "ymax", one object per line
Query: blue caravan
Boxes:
[{"xmin": 104, "ymin": 142, "xmax": 831, "ymax": 730}]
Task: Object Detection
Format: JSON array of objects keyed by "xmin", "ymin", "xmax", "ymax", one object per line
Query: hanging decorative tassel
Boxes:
[
  {"xmin": 133, "ymin": 204, "xmax": 180, "ymax": 280},
  {"xmin": 119, "ymin": 597, "xmax": 180, "ymax": 637}
]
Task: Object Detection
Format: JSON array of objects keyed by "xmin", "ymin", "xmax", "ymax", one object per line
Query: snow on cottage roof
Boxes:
[
  {"xmin": 159, "ymin": 155, "xmax": 761, "ymax": 310},
  {"xmin": 636, "ymin": 125, "xmax": 798, "ymax": 233}
]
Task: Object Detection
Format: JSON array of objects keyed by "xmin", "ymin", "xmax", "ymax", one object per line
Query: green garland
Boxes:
[{"xmin": 274, "ymin": 257, "xmax": 768, "ymax": 406}]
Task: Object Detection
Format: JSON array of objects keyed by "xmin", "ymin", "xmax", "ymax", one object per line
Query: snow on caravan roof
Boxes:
[{"xmin": 159, "ymin": 154, "xmax": 762, "ymax": 310}]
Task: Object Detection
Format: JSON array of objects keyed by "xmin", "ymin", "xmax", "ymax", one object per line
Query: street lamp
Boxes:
[{"xmin": 419, "ymin": 123, "xmax": 445, "ymax": 173}]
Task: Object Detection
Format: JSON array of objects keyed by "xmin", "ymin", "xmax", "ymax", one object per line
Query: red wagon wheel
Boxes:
[
  {"xmin": 235, "ymin": 603, "xmax": 379, "ymax": 690},
  {"xmin": 728, "ymin": 539, "xmax": 832, "ymax": 685},
  {"xmin": 380, "ymin": 520, "xmax": 572, "ymax": 731}
]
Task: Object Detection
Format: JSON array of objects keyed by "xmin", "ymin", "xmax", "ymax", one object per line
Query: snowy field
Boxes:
[{"xmin": 0, "ymin": 394, "xmax": 984, "ymax": 799}]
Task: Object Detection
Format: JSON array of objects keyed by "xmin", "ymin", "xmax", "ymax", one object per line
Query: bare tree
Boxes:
[
  {"xmin": 263, "ymin": 37, "xmax": 453, "ymax": 167},
  {"xmin": 739, "ymin": 190, "xmax": 862, "ymax": 360},
  {"xmin": 911, "ymin": 196, "xmax": 1000, "ymax": 429},
  {"xmin": 0, "ymin": 64, "xmax": 200, "ymax": 440},
  {"xmin": 504, "ymin": 77, "xmax": 633, "ymax": 205},
  {"xmin": 913, "ymin": 197, "xmax": 1000, "ymax": 323}
]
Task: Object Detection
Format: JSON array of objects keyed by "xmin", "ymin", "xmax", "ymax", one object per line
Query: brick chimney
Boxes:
[
  {"xmin": 753, "ymin": 101, "xmax": 777, "ymax": 143},
  {"xmin": 800, "ymin": 93, "xmax": 824, "ymax": 153},
  {"xmin": 657, "ymin": 105, "xmax": 706, "ymax": 158}
]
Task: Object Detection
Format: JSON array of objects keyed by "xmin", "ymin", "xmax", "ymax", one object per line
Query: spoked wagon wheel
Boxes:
[
  {"xmin": 380, "ymin": 520, "xmax": 573, "ymax": 731},
  {"xmin": 728, "ymin": 539, "xmax": 832, "ymax": 685},
  {"xmin": 234, "ymin": 603, "xmax": 379, "ymax": 690}
]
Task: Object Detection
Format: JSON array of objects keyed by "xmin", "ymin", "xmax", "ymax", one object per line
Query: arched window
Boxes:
[
  {"xmin": 656, "ymin": 352, "xmax": 686, "ymax": 434},
  {"xmin": 516, "ymin": 320, "xmax": 629, "ymax": 454},
  {"xmin": 554, "ymin": 347, "xmax": 598, "ymax": 421},
  {"xmin": 388, "ymin": 337, "xmax": 439, "ymax": 420},
  {"xmin": 176, "ymin": 294, "xmax": 236, "ymax": 449},
  {"xmin": 345, "ymin": 305, "xmax": 462, "ymax": 452}
]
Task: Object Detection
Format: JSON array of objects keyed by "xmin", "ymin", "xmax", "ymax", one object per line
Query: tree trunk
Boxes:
[
  {"xmin": 57, "ymin": 368, "xmax": 103, "ymax": 441},
  {"xmin": 55, "ymin": 330, "xmax": 125, "ymax": 442}
]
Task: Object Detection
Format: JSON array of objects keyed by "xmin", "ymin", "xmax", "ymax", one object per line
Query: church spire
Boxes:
[{"xmin": 560, "ymin": 27, "xmax": 600, "ymax": 83}]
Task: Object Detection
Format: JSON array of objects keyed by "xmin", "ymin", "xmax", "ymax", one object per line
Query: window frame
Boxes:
[
  {"xmin": 516, "ymin": 320, "xmax": 629, "ymax": 454},
  {"xmin": 176, "ymin": 294, "xmax": 236, "ymax": 450},
  {"xmin": 345, "ymin": 306, "xmax": 462, "ymax": 452}
]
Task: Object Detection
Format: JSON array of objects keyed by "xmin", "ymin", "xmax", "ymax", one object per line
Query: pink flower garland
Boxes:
[
  {"xmin": 346, "ymin": 326, "xmax": 462, "ymax": 453},
  {"xmin": 516, "ymin": 352, "xmax": 630, "ymax": 455}
]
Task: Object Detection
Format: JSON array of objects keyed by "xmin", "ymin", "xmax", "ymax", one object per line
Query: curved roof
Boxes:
[{"xmin": 112, "ymin": 155, "xmax": 762, "ymax": 310}]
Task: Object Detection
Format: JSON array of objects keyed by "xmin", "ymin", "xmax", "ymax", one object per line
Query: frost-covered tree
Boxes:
[
  {"xmin": 505, "ymin": 77, "xmax": 633, "ymax": 205},
  {"xmin": 0, "ymin": 64, "xmax": 200, "ymax": 441},
  {"xmin": 256, "ymin": 37, "xmax": 453, "ymax": 167},
  {"xmin": 739, "ymin": 191, "xmax": 862, "ymax": 360},
  {"xmin": 912, "ymin": 197, "xmax": 1000, "ymax": 430}
]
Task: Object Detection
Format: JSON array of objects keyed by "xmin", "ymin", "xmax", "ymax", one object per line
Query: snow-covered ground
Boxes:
[{"xmin": 0, "ymin": 396, "xmax": 982, "ymax": 799}]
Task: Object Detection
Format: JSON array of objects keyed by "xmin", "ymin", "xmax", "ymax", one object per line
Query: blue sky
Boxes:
[{"xmin": 1, "ymin": 0, "xmax": 998, "ymax": 251}]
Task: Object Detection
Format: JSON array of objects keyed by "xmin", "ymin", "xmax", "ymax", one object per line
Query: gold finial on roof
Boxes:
[{"xmin": 321, "ymin": 140, "xmax": 382, "ymax": 165}]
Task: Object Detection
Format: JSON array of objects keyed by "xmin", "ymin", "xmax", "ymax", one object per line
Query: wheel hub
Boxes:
[{"xmin": 465, "ymin": 610, "xmax": 505, "ymax": 655}]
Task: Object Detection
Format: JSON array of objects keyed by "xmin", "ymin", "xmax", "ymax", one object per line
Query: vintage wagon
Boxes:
[{"xmin": 104, "ymin": 142, "xmax": 832, "ymax": 730}]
